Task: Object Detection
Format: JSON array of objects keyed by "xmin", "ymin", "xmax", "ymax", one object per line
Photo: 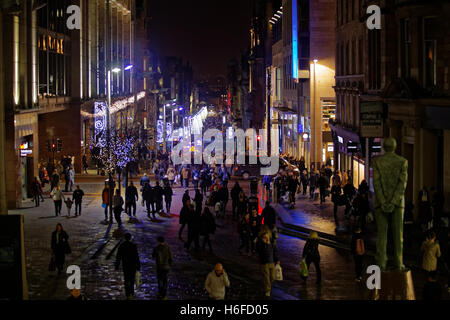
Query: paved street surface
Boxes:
[{"xmin": 12, "ymin": 175, "xmax": 448, "ymax": 300}]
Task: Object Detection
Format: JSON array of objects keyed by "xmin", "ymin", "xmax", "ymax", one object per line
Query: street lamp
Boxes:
[{"xmin": 106, "ymin": 65, "xmax": 133, "ymax": 223}]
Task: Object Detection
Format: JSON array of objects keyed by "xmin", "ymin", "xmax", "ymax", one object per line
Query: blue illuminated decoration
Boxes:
[{"xmin": 292, "ymin": 0, "xmax": 298, "ymax": 79}]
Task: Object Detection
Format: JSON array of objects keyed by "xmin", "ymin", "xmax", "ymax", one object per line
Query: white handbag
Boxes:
[
  {"xmin": 135, "ymin": 271, "xmax": 142, "ymax": 289},
  {"xmin": 274, "ymin": 264, "xmax": 283, "ymax": 281}
]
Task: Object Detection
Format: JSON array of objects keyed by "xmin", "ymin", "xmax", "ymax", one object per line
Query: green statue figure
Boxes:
[{"xmin": 372, "ymin": 137, "xmax": 408, "ymax": 271}]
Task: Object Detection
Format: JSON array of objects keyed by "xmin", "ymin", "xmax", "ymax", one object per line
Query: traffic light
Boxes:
[
  {"xmin": 56, "ymin": 139, "xmax": 62, "ymax": 152},
  {"xmin": 257, "ymin": 135, "xmax": 261, "ymax": 142}
]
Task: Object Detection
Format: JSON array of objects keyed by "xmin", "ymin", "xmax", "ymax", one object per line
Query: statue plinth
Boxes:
[{"xmin": 372, "ymin": 269, "xmax": 415, "ymax": 300}]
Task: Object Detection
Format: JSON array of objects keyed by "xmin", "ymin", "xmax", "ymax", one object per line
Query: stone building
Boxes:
[
  {"xmin": 1, "ymin": 0, "xmax": 141, "ymax": 209},
  {"xmin": 332, "ymin": 0, "xmax": 450, "ymax": 217}
]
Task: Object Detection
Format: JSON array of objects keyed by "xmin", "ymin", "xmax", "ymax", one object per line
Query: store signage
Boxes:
[
  {"xmin": 360, "ymin": 102, "xmax": 384, "ymax": 137},
  {"xmin": 338, "ymin": 136, "xmax": 343, "ymax": 144},
  {"xmin": 347, "ymin": 141, "xmax": 358, "ymax": 152}
]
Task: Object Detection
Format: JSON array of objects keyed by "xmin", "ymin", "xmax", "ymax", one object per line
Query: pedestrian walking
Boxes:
[
  {"xmin": 351, "ymin": 228, "xmax": 365, "ymax": 281},
  {"xmin": 301, "ymin": 231, "xmax": 322, "ymax": 284},
  {"xmin": 164, "ymin": 183, "xmax": 173, "ymax": 214},
  {"xmin": 51, "ymin": 223, "xmax": 70, "ymax": 275},
  {"xmin": 238, "ymin": 213, "xmax": 252, "ymax": 255},
  {"xmin": 154, "ymin": 181, "xmax": 164, "ymax": 215},
  {"xmin": 113, "ymin": 189, "xmax": 124, "ymax": 227},
  {"xmin": 142, "ymin": 182, "xmax": 156, "ymax": 219},
  {"xmin": 179, "ymin": 200, "xmax": 192, "ymax": 240},
  {"xmin": 343, "ymin": 179, "xmax": 357, "ymax": 218},
  {"xmin": 82, "ymin": 154, "xmax": 88, "ymax": 174},
  {"xmin": 331, "ymin": 180, "xmax": 342, "ymax": 226},
  {"xmin": 421, "ymin": 230, "xmax": 441, "ymax": 272},
  {"xmin": 125, "ymin": 182, "xmax": 139, "ymax": 219},
  {"xmin": 167, "ymin": 166, "xmax": 176, "ymax": 187},
  {"xmin": 182, "ymin": 189, "xmax": 191, "ymax": 207},
  {"xmin": 236, "ymin": 191, "xmax": 247, "ymax": 220},
  {"xmin": 200, "ymin": 207, "xmax": 216, "ymax": 252},
  {"xmin": 318, "ymin": 172, "xmax": 329, "ymax": 204},
  {"xmin": 419, "ymin": 187, "xmax": 433, "ymax": 231},
  {"xmin": 64, "ymin": 198, "xmax": 73, "ymax": 216},
  {"xmin": 300, "ymin": 170, "xmax": 308, "ymax": 196},
  {"xmin": 261, "ymin": 201, "xmax": 276, "ymax": 232},
  {"xmin": 115, "ymin": 233, "xmax": 141, "ymax": 300},
  {"xmin": 250, "ymin": 208, "xmax": 262, "ymax": 254},
  {"xmin": 231, "ymin": 182, "xmax": 242, "ymax": 220},
  {"xmin": 194, "ymin": 189, "xmax": 204, "ymax": 215},
  {"xmin": 185, "ymin": 201, "xmax": 201, "ymax": 251},
  {"xmin": 152, "ymin": 236, "xmax": 173, "ymax": 300},
  {"xmin": 51, "ymin": 185, "xmax": 65, "ymax": 216},
  {"xmin": 51, "ymin": 170, "xmax": 60, "ymax": 193},
  {"xmin": 32, "ymin": 177, "xmax": 44, "ymax": 207},
  {"xmin": 102, "ymin": 184, "xmax": 111, "ymax": 221},
  {"xmin": 181, "ymin": 166, "xmax": 190, "ymax": 188},
  {"xmin": 218, "ymin": 183, "xmax": 228, "ymax": 217},
  {"xmin": 205, "ymin": 263, "xmax": 230, "ymax": 300},
  {"xmin": 72, "ymin": 185, "xmax": 84, "ymax": 216},
  {"xmin": 288, "ymin": 173, "xmax": 299, "ymax": 207},
  {"xmin": 309, "ymin": 171, "xmax": 318, "ymax": 199},
  {"xmin": 69, "ymin": 167, "xmax": 75, "ymax": 192},
  {"xmin": 256, "ymin": 231, "xmax": 280, "ymax": 297},
  {"xmin": 353, "ymin": 181, "xmax": 370, "ymax": 231}
]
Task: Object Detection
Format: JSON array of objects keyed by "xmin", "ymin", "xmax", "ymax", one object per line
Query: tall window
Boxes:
[
  {"xmin": 352, "ymin": 39, "xmax": 356, "ymax": 75},
  {"xmin": 346, "ymin": 42, "xmax": 350, "ymax": 75},
  {"xmin": 358, "ymin": 38, "xmax": 363, "ymax": 74},
  {"xmin": 400, "ymin": 19, "xmax": 411, "ymax": 78},
  {"xmin": 368, "ymin": 30, "xmax": 381, "ymax": 90},
  {"xmin": 423, "ymin": 17, "xmax": 437, "ymax": 87}
]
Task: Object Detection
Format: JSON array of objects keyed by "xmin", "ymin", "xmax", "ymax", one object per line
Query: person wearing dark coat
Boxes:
[
  {"xmin": 164, "ymin": 184, "xmax": 173, "ymax": 214},
  {"xmin": 153, "ymin": 181, "xmax": 164, "ymax": 215},
  {"xmin": 331, "ymin": 181, "xmax": 342, "ymax": 225},
  {"xmin": 142, "ymin": 182, "xmax": 156, "ymax": 219},
  {"xmin": 115, "ymin": 233, "xmax": 141, "ymax": 299},
  {"xmin": 179, "ymin": 200, "xmax": 192, "ymax": 240},
  {"xmin": 261, "ymin": 201, "xmax": 277, "ymax": 231},
  {"xmin": 236, "ymin": 191, "xmax": 247, "ymax": 220},
  {"xmin": 353, "ymin": 181, "xmax": 371, "ymax": 231},
  {"xmin": 287, "ymin": 174, "xmax": 299, "ymax": 205},
  {"xmin": 318, "ymin": 173, "xmax": 330, "ymax": 204},
  {"xmin": 152, "ymin": 236, "xmax": 173, "ymax": 300},
  {"xmin": 182, "ymin": 190, "xmax": 191, "ymax": 207},
  {"xmin": 343, "ymin": 180, "xmax": 357, "ymax": 218},
  {"xmin": 231, "ymin": 182, "xmax": 242, "ymax": 220},
  {"xmin": 217, "ymin": 184, "xmax": 229, "ymax": 217},
  {"xmin": 125, "ymin": 182, "xmax": 138, "ymax": 218},
  {"xmin": 199, "ymin": 207, "xmax": 216, "ymax": 252},
  {"xmin": 250, "ymin": 208, "xmax": 262, "ymax": 253},
  {"xmin": 238, "ymin": 213, "xmax": 252, "ymax": 255},
  {"xmin": 185, "ymin": 202, "xmax": 201, "ymax": 251},
  {"xmin": 51, "ymin": 223, "xmax": 70, "ymax": 275},
  {"xmin": 200, "ymin": 169, "xmax": 208, "ymax": 196},
  {"xmin": 72, "ymin": 185, "xmax": 85, "ymax": 216},
  {"xmin": 194, "ymin": 189, "xmax": 203, "ymax": 214},
  {"xmin": 302, "ymin": 232, "xmax": 321, "ymax": 284},
  {"xmin": 300, "ymin": 171, "xmax": 308, "ymax": 196}
]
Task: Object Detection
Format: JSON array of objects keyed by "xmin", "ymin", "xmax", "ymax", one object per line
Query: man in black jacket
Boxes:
[
  {"xmin": 231, "ymin": 182, "xmax": 242, "ymax": 220},
  {"xmin": 152, "ymin": 236, "xmax": 173, "ymax": 300},
  {"xmin": 179, "ymin": 200, "xmax": 192, "ymax": 240},
  {"xmin": 261, "ymin": 201, "xmax": 277, "ymax": 232},
  {"xmin": 153, "ymin": 181, "xmax": 164, "ymax": 215},
  {"xmin": 125, "ymin": 182, "xmax": 138, "ymax": 218},
  {"xmin": 72, "ymin": 185, "xmax": 85, "ymax": 216},
  {"xmin": 115, "ymin": 233, "xmax": 141, "ymax": 300},
  {"xmin": 257, "ymin": 232, "xmax": 280, "ymax": 297},
  {"xmin": 142, "ymin": 182, "xmax": 155, "ymax": 219}
]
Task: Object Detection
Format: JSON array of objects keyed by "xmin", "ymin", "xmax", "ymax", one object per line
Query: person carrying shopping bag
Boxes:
[{"xmin": 301, "ymin": 231, "xmax": 322, "ymax": 284}]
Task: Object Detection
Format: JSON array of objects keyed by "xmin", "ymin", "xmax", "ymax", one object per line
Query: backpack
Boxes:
[{"xmin": 356, "ymin": 238, "xmax": 365, "ymax": 255}]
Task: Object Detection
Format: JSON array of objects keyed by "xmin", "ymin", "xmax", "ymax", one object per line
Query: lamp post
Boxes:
[{"xmin": 106, "ymin": 65, "xmax": 133, "ymax": 223}]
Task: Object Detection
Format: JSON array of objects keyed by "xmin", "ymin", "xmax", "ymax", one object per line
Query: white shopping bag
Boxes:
[
  {"xmin": 135, "ymin": 271, "xmax": 142, "ymax": 289},
  {"xmin": 274, "ymin": 264, "xmax": 283, "ymax": 281}
]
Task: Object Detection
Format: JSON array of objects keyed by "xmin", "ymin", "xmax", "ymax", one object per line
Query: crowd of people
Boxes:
[{"xmin": 38, "ymin": 152, "xmax": 449, "ymax": 301}]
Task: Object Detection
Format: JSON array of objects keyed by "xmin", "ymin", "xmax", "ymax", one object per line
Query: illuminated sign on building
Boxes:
[
  {"xmin": 94, "ymin": 102, "xmax": 107, "ymax": 148},
  {"xmin": 292, "ymin": 0, "xmax": 299, "ymax": 79}
]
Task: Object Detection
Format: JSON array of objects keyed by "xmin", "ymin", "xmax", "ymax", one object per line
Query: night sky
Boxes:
[{"xmin": 147, "ymin": 0, "xmax": 252, "ymax": 79}]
